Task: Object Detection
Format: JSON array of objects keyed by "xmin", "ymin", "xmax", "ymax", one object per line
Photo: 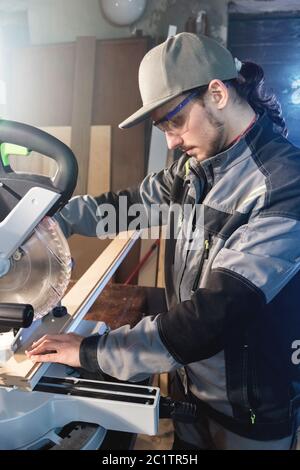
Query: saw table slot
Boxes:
[
  {"xmin": 34, "ymin": 383, "xmax": 155, "ymax": 405},
  {"xmin": 39, "ymin": 376, "xmax": 157, "ymax": 396}
]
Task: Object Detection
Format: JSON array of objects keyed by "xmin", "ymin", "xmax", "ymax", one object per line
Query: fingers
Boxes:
[
  {"xmin": 29, "ymin": 353, "xmax": 61, "ymax": 364},
  {"xmin": 25, "ymin": 333, "xmax": 83, "ymax": 368},
  {"xmin": 27, "ymin": 340, "xmax": 58, "ymax": 355},
  {"xmin": 25, "ymin": 338, "xmax": 62, "ymax": 364},
  {"xmin": 30, "ymin": 334, "xmax": 68, "ymax": 349}
]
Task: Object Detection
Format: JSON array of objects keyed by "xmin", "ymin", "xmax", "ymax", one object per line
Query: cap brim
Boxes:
[{"xmin": 118, "ymin": 92, "xmax": 184, "ymax": 129}]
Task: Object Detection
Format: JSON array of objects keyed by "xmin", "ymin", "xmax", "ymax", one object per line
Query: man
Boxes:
[{"xmin": 27, "ymin": 33, "xmax": 300, "ymax": 450}]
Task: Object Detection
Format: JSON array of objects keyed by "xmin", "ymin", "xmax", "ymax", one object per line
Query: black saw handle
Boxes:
[{"xmin": 0, "ymin": 120, "xmax": 78, "ymax": 204}]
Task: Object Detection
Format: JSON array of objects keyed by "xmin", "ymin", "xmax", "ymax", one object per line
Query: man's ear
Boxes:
[{"xmin": 207, "ymin": 80, "xmax": 229, "ymax": 110}]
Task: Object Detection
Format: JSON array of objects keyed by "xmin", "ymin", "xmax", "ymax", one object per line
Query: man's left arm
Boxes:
[{"xmin": 157, "ymin": 212, "xmax": 300, "ymax": 365}]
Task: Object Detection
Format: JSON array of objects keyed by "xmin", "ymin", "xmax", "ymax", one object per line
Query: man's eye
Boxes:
[{"xmin": 169, "ymin": 117, "xmax": 184, "ymax": 129}]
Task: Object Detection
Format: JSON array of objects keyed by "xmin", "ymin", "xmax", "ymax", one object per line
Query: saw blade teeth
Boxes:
[{"xmin": 0, "ymin": 216, "xmax": 73, "ymax": 321}]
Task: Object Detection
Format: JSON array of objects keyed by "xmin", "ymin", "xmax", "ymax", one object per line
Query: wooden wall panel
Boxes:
[
  {"xmin": 71, "ymin": 37, "xmax": 97, "ymax": 195},
  {"xmin": 92, "ymin": 37, "xmax": 148, "ymax": 192}
]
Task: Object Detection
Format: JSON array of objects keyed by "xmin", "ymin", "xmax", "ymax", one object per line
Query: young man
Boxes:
[{"xmin": 27, "ymin": 33, "xmax": 300, "ymax": 450}]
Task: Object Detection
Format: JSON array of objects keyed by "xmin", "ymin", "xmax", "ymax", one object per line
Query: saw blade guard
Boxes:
[{"xmin": 0, "ymin": 217, "xmax": 72, "ymax": 321}]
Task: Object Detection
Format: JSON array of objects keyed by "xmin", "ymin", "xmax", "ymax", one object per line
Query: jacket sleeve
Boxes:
[
  {"xmin": 55, "ymin": 159, "xmax": 180, "ymax": 238},
  {"xmin": 157, "ymin": 211, "xmax": 300, "ymax": 365},
  {"xmin": 79, "ymin": 315, "xmax": 181, "ymax": 382}
]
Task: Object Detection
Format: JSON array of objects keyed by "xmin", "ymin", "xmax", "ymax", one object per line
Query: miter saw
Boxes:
[{"xmin": 0, "ymin": 120, "xmax": 161, "ymax": 450}]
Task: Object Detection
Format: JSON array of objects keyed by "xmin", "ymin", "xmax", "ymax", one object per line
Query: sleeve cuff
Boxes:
[{"xmin": 79, "ymin": 335, "xmax": 101, "ymax": 373}]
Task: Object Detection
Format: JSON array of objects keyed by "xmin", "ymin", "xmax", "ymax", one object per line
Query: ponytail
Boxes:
[{"xmin": 228, "ymin": 61, "xmax": 288, "ymax": 137}]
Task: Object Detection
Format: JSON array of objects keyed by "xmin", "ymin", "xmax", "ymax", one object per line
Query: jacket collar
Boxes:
[{"xmin": 189, "ymin": 112, "xmax": 275, "ymax": 179}]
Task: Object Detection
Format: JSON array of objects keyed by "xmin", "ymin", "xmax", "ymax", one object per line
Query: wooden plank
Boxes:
[
  {"xmin": 0, "ymin": 231, "xmax": 138, "ymax": 389},
  {"xmin": 87, "ymin": 125, "xmax": 111, "ymax": 196},
  {"xmin": 69, "ymin": 236, "xmax": 111, "ymax": 281},
  {"xmin": 71, "ymin": 36, "xmax": 96, "ymax": 195}
]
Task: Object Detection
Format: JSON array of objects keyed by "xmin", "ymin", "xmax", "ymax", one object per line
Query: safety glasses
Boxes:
[{"xmin": 153, "ymin": 89, "xmax": 201, "ymax": 134}]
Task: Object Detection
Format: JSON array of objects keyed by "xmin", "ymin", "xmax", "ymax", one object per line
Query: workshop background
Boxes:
[{"xmin": 1, "ymin": 0, "xmax": 300, "ymax": 450}]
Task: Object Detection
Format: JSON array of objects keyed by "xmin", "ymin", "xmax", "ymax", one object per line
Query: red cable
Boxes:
[{"xmin": 124, "ymin": 239, "xmax": 160, "ymax": 285}]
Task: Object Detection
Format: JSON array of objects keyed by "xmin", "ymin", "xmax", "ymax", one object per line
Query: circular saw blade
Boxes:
[{"xmin": 0, "ymin": 217, "xmax": 72, "ymax": 321}]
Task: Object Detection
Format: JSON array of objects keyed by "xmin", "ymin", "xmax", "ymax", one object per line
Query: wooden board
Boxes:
[
  {"xmin": 69, "ymin": 235, "xmax": 111, "ymax": 281},
  {"xmin": 87, "ymin": 125, "xmax": 111, "ymax": 196},
  {"xmin": 0, "ymin": 231, "xmax": 139, "ymax": 390},
  {"xmin": 85, "ymin": 283, "xmax": 146, "ymax": 330}
]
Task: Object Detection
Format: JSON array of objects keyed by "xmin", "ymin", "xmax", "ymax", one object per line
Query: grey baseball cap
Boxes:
[{"xmin": 119, "ymin": 32, "xmax": 238, "ymax": 129}]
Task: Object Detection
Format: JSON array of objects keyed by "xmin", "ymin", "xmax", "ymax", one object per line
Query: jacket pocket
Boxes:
[
  {"xmin": 242, "ymin": 340, "xmax": 261, "ymax": 425},
  {"xmin": 191, "ymin": 233, "xmax": 211, "ymax": 294}
]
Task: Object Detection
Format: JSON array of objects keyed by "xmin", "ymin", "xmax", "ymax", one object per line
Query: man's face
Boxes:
[{"xmin": 151, "ymin": 91, "xmax": 226, "ymax": 162}]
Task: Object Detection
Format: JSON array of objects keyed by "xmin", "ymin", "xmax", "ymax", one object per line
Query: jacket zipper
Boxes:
[
  {"xmin": 250, "ymin": 408, "xmax": 256, "ymax": 425},
  {"xmin": 177, "ymin": 179, "xmax": 192, "ymax": 302},
  {"xmin": 243, "ymin": 342, "xmax": 257, "ymax": 425},
  {"xmin": 178, "ymin": 162, "xmax": 209, "ymax": 300},
  {"xmin": 178, "ymin": 182, "xmax": 190, "ymax": 228},
  {"xmin": 191, "ymin": 234, "xmax": 211, "ymax": 294}
]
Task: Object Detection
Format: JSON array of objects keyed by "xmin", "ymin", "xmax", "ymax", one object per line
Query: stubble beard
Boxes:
[{"xmin": 205, "ymin": 107, "xmax": 226, "ymax": 159}]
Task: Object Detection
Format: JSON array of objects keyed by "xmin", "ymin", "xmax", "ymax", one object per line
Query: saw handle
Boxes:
[
  {"xmin": 0, "ymin": 303, "xmax": 34, "ymax": 332},
  {"xmin": 0, "ymin": 120, "xmax": 78, "ymax": 202}
]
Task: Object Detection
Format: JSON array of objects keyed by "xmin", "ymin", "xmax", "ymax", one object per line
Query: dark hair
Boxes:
[{"xmin": 227, "ymin": 61, "xmax": 288, "ymax": 137}]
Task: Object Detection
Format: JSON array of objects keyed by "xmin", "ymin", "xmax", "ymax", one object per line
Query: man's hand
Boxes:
[{"xmin": 25, "ymin": 333, "xmax": 84, "ymax": 367}]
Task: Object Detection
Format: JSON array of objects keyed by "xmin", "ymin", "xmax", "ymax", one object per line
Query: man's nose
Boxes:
[{"xmin": 165, "ymin": 132, "xmax": 183, "ymax": 150}]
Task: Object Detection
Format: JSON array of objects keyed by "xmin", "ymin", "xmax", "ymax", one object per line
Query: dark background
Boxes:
[{"xmin": 228, "ymin": 13, "xmax": 300, "ymax": 148}]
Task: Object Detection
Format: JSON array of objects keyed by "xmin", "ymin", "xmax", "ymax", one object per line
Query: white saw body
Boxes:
[{"xmin": 0, "ymin": 120, "xmax": 160, "ymax": 450}]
